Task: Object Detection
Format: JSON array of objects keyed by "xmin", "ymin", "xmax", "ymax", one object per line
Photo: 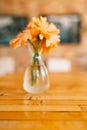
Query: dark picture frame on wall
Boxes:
[
  {"xmin": 42, "ymin": 14, "xmax": 81, "ymax": 44},
  {"xmin": 0, "ymin": 15, "xmax": 29, "ymax": 45}
]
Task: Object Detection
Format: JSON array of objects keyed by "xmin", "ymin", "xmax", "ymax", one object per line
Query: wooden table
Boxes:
[{"xmin": 0, "ymin": 71, "xmax": 87, "ymax": 130}]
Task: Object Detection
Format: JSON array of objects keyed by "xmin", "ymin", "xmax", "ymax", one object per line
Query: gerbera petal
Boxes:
[{"xmin": 39, "ymin": 34, "xmax": 43, "ymax": 40}]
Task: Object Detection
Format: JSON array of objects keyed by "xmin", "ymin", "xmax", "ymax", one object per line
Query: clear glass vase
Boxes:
[{"xmin": 23, "ymin": 46, "xmax": 50, "ymax": 94}]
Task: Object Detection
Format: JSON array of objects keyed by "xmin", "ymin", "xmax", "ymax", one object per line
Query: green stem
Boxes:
[
  {"xmin": 27, "ymin": 39, "xmax": 35, "ymax": 50},
  {"xmin": 27, "ymin": 39, "xmax": 41, "ymax": 86}
]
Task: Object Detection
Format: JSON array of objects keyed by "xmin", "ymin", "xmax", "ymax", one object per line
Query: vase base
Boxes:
[
  {"xmin": 23, "ymin": 84, "xmax": 50, "ymax": 94},
  {"xmin": 23, "ymin": 62, "xmax": 50, "ymax": 94}
]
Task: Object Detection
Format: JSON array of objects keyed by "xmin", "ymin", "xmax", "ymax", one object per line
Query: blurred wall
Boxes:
[{"xmin": 0, "ymin": 0, "xmax": 87, "ymax": 71}]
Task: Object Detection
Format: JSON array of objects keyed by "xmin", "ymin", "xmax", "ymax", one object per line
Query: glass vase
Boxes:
[{"xmin": 23, "ymin": 46, "xmax": 50, "ymax": 94}]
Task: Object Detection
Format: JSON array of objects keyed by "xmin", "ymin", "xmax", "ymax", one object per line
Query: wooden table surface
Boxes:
[{"xmin": 0, "ymin": 71, "xmax": 87, "ymax": 130}]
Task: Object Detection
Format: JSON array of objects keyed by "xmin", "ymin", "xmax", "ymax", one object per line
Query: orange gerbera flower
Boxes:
[{"xmin": 10, "ymin": 16, "xmax": 60, "ymax": 53}]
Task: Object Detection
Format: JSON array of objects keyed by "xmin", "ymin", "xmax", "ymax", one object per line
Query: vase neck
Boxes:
[
  {"xmin": 32, "ymin": 53, "xmax": 42, "ymax": 65},
  {"xmin": 27, "ymin": 43, "xmax": 43, "ymax": 65}
]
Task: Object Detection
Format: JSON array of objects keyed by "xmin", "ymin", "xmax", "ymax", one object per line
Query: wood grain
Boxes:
[
  {"xmin": 0, "ymin": 121, "xmax": 87, "ymax": 130},
  {"xmin": 0, "ymin": 111, "xmax": 87, "ymax": 120}
]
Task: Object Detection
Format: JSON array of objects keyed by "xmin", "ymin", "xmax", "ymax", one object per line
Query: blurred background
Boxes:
[{"xmin": 0, "ymin": 0, "xmax": 87, "ymax": 75}]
